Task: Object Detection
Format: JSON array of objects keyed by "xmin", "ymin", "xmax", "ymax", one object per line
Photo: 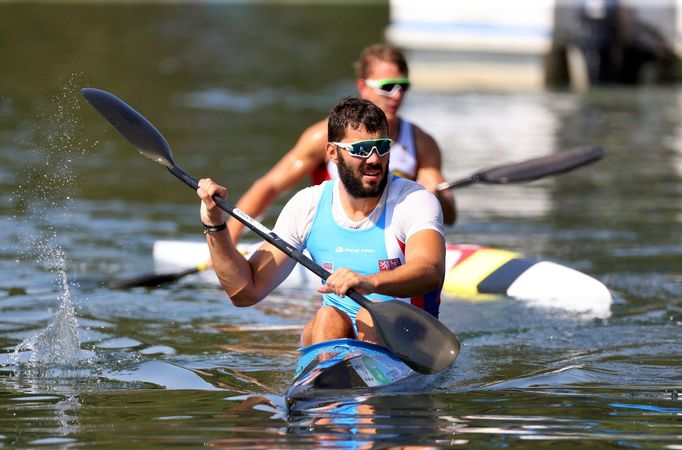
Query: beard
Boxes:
[{"xmin": 337, "ymin": 152, "xmax": 389, "ymax": 199}]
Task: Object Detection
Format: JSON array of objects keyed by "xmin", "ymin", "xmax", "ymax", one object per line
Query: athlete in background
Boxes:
[{"xmin": 225, "ymin": 43, "xmax": 456, "ymax": 244}]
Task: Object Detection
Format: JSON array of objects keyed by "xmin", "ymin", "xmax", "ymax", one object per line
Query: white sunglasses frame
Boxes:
[{"xmin": 364, "ymin": 78, "xmax": 411, "ymax": 97}]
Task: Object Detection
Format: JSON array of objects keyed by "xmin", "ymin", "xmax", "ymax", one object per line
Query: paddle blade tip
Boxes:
[
  {"xmin": 370, "ymin": 300, "xmax": 461, "ymax": 374},
  {"xmin": 592, "ymin": 145, "xmax": 608, "ymax": 159},
  {"xmin": 394, "ymin": 342, "xmax": 460, "ymax": 374},
  {"xmin": 80, "ymin": 87, "xmax": 176, "ymax": 170},
  {"xmin": 81, "ymin": 87, "xmax": 115, "ymax": 108},
  {"xmin": 107, "ymin": 277, "xmax": 160, "ymax": 290}
]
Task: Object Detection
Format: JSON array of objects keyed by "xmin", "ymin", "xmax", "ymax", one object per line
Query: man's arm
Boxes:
[
  {"xmin": 227, "ymin": 119, "xmax": 328, "ymax": 243},
  {"xmin": 198, "ymin": 178, "xmax": 296, "ymax": 306},
  {"xmin": 318, "ymin": 229, "xmax": 445, "ymax": 298},
  {"xmin": 413, "ymin": 126, "xmax": 457, "ymax": 225}
]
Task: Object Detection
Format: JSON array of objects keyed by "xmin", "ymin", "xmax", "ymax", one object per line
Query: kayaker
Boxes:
[
  {"xmin": 197, "ymin": 97, "xmax": 446, "ymax": 346},
  {"xmin": 224, "ymin": 43, "xmax": 456, "ymax": 246}
]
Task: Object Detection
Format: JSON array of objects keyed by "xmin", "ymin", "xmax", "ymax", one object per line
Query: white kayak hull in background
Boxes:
[{"xmin": 153, "ymin": 240, "xmax": 612, "ymax": 317}]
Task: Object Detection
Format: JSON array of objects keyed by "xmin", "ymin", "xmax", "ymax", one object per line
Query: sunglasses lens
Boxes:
[
  {"xmin": 348, "ymin": 140, "xmax": 391, "ymax": 157},
  {"xmin": 348, "ymin": 142, "xmax": 371, "ymax": 157},
  {"xmin": 335, "ymin": 139, "xmax": 392, "ymax": 158},
  {"xmin": 379, "ymin": 82, "xmax": 409, "ymax": 95},
  {"xmin": 374, "ymin": 140, "xmax": 392, "ymax": 155}
]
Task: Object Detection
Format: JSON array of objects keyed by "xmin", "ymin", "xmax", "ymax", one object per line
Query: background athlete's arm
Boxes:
[
  {"xmin": 413, "ymin": 126, "xmax": 457, "ymax": 225},
  {"xmin": 226, "ymin": 119, "xmax": 328, "ymax": 243}
]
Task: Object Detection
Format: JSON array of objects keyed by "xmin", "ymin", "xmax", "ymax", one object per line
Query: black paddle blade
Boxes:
[
  {"xmin": 479, "ymin": 145, "xmax": 607, "ymax": 184},
  {"xmin": 369, "ymin": 300, "xmax": 460, "ymax": 374},
  {"xmin": 108, "ymin": 267, "xmax": 201, "ymax": 289},
  {"xmin": 81, "ymin": 88, "xmax": 176, "ymax": 169}
]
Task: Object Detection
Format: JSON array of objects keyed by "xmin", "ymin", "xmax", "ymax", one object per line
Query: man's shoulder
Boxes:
[
  {"xmin": 287, "ymin": 181, "xmax": 330, "ymax": 211},
  {"xmin": 400, "ymin": 117, "xmax": 427, "ymax": 136},
  {"xmin": 387, "ymin": 177, "xmax": 437, "ymax": 209},
  {"xmin": 399, "ymin": 118, "xmax": 439, "ymax": 153},
  {"xmin": 387, "ymin": 176, "xmax": 444, "ymax": 236},
  {"xmin": 293, "ymin": 181, "xmax": 327, "ymax": 200},
  {"xmin": 388, "ymin": 177, "xmax": 439, "ymax": 211},
  {"xmin": 389, "ymin": 175, "xmax": 425, "ymax": 196}
]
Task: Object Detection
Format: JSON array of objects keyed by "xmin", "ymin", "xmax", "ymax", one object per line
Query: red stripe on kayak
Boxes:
[{"xmin": 446, "ymin": 244, "xmax": 489, "ymax": 267}]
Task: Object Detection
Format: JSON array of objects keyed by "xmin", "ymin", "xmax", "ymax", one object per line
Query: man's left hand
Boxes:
[{"xmin": 317, "ymin": 268, "xmax": 376, "ymax": 297}]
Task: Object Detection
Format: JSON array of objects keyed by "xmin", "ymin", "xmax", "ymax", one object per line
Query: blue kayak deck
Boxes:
[{"xmin": 287, "ymin": 339, "xmax": 418, "ymax": 404}]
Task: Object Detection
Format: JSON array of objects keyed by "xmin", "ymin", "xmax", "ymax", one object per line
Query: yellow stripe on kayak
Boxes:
[{"xmin": 443, "ymin": 248, "xmax": 520, "ymax": 300}]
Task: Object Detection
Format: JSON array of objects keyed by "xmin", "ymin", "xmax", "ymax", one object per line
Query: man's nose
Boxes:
[
  {"xmin": 366, "ymin": 147, "xmax": 383, "ymax": 162},
  {"xmin": 391, "ymin": 86, "xmax": 407, "ymax": 97}
]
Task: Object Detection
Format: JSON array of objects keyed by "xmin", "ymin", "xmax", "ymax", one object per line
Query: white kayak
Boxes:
[{"xmin": 153, "ymin": 240, "xmax": 612, "ymax": 317}]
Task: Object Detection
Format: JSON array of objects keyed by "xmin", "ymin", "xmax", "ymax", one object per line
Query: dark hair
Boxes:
[
  {"xmin": 328, "ymin": 97, "xmax": 388, "ymax": 142},
  {"xmin": 354, "ymin": 43, "xmax": 409, "ymax": 79}
]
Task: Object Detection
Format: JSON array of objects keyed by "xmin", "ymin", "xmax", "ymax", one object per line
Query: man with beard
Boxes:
[{"xmin": 197, "ymin": 97, "xmax": 445, "ymax": 345}]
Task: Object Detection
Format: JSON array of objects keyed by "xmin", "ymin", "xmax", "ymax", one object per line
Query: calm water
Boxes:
[{"xmin": 1, "ymin": 3, "xmax": 681, "ymax": 449}]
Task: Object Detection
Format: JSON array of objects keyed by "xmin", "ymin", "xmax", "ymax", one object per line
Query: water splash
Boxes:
[
  {"xmin": 10, "ymin": 249, "xmax": 80, "ymax": 366},
  {"xmin": 5, "ymin": 77, "xmax": 94, "ymax": 368}
]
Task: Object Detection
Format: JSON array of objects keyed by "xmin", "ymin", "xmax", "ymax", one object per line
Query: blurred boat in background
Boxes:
[{"xmin": 386, "ymin": 0, "xmax": 680, "ymax": 91}]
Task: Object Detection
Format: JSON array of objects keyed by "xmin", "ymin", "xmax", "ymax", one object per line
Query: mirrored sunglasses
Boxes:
[
  {"xmin": 365, "ymin": 78, "xmax": 411, "ymax": 97},
  {"xmin": 332, "ymin": 138, "xmax": 393, "ymax": 158}
]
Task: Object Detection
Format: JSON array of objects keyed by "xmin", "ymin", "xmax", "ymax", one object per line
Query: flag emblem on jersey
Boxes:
[
  {"xmin": 378, "ymin": 258, "xmax": 401, "ymax": 271},
  {"xmin": 322, "ymin": 261, "xmax": 334, "ymax": 272}
]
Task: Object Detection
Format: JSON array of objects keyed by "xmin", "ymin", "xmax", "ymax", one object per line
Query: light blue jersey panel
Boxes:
[{"xmin": 305, "ymin": 180, "xmax": 400, "ymax": 324}]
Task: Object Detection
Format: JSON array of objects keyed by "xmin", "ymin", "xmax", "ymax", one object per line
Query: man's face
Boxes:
[
  {"xmin": 357, "ymin": 60, "xmax": 407, "ymax": 120},
  {"xmin": 335, "ymin": 125, "xmax": 390, "ymax": 199}
]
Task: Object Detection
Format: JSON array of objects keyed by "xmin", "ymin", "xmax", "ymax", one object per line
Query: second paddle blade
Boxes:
[
  {"xmin": 479, "ymin": 145, "xmax": 608, "ymax": 184},
  {"xmin": 108, "ymin": 267, "xmax": 201, "ymax": 289},
  {"xmin": 370, "ymin": 300, "xmax": 460, "ymax": 374}
]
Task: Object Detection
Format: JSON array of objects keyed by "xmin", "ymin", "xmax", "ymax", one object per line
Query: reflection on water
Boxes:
[
  {"xmin": 287, "ymin": 394, "xmax": 448, "ymax": 449},
  {"xmin": 0, "ymin": 2, "xmax": 681, "ymax": 448},
  {"xmin": 406, "ymin": 92, "xmax": 567, "ymax": 217}
]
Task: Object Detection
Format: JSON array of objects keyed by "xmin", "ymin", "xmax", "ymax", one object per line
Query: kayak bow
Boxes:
[{"xmin": 285, "ymin": 338, "xmax": 447, "ymax": 407}]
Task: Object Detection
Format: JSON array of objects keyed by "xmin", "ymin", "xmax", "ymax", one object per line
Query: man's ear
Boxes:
[
  {"xmin": 356, "ymin": 78, "xmax": 366, "ymax": 94},
  {"xmin": 327, "ymin": 142, "xmax": 339, "ymax": 163}
]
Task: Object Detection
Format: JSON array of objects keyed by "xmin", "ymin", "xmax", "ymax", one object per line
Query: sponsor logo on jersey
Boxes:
[{"xmin": 335, "ymin": 246, "xmax": 376, "ymax": 254}]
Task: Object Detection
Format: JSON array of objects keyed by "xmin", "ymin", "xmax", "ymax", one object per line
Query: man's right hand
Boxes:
[{"xmin": 197, "ymin": 178, "xmax": 228, "ymax": 227}]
